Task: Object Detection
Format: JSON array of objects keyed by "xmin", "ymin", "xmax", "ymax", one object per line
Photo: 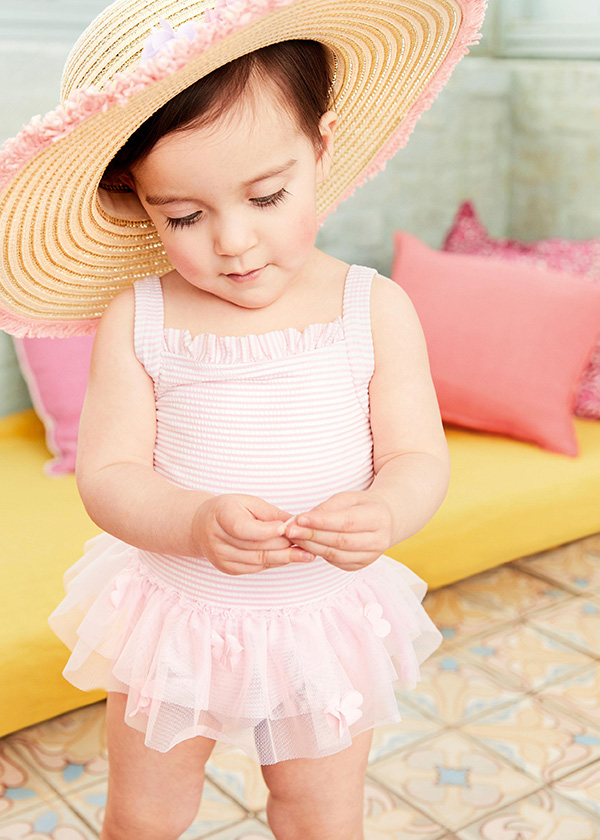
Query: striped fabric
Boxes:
[{"xmin": 133, "ymin": 265, "xmax": 379, "ymax": 608}]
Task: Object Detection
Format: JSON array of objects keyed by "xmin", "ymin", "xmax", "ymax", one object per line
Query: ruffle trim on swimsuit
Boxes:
[
  {"xmin": 48, "ymin": 533, "xmax": 442, "ymax": 762},
  {"xmin": 162, "ymin": 317, "xmax": 343, "ymax": 365}
]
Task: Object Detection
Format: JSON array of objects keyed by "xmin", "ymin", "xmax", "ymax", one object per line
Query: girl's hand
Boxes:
[
  {"xmin": 285, "ymin": 491, "xmax": 395, "ymax": 572},
  {"xmin": 192, "ymin": 494, "xmax": 316, "ymax": 576}
]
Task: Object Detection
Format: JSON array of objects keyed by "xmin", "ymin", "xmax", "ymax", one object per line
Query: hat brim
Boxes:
[{"xmin": 0, "ymin": 0, "xmax": 486, "ymax": 336}]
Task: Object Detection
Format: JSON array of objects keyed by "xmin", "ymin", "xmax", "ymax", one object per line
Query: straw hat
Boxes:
[{"xmin": 0, "ymin": 0, "xmax": 486, "ymax": 336}]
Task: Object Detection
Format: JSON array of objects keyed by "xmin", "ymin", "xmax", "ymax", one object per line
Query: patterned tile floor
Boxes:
[{"xmin": 2, "ymin": 534, "xmax": 600, "ymax": 839}]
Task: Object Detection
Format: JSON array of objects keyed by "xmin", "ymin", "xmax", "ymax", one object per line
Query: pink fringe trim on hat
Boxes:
[{"xmin": 0, "ymin": 315, "xmax": 101, "ymax": 338}]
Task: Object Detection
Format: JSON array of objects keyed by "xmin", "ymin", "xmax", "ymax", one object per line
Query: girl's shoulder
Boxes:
[
  {"xmin": 87, "ymin": 287, "xmax": 137, "ymax": 367},
  {"xmin": 86, "ymin": 286, "xmax": 147, "ymax": 381},
  {"xmin": 97, "ymin": 286, "xmax": 136, "ymax": 335},
  {"xmin": 369, "ymin": 273, "xmax": 428, "ymax": 359},
  {"xmin": 370, "ymin": 272, "xmax": 418, "ymax": 322}
]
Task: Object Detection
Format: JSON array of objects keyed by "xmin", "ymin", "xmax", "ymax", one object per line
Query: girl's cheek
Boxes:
[
  {"xmin": 294, "ymin": 212, "xmax": 319, "ymax": 248},
  {"xmin": 163, "ymin": 242, "xmax": 202, "ymax": 279}
]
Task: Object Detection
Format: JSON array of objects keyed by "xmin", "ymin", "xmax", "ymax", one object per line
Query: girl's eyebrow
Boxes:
[
  {"xmin": 144, "ymin": 159, "xmax": 297, "ymax": 206},
  {"xmin": 241, "ymin": 158, "xmax": 297, "ymax": 188}
]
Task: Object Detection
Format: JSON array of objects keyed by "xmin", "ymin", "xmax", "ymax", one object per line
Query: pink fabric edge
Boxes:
[
  {"xmin": 0, "ymin": 313, "xmax": 99, "ymax": 339},
  {"xmin": 12, "ymin": 338, "xmax": 65, "ymax": 475}
]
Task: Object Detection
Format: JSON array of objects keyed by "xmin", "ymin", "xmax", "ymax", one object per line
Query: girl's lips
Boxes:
[{"xmin": 226, "ymin": 266, "xmax": 265, "ymax": 283}]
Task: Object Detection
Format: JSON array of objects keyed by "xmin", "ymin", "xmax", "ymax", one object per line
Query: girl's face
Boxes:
[{"xmin": 131, "ymin": 78, "xmax": 336, "ymax": 310}]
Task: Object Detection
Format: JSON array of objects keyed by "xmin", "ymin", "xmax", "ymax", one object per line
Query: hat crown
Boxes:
[{"xmin": 61, "ymin": 0, "xmax": 213, "ymax": 100}]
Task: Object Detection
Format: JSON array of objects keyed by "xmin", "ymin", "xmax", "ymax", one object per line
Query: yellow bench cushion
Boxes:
[
  {"xmin": 389, "ymin": 418, "xmax": 600, "ymax": 588},
  {"xmin": 1, "ymin": 409, "xmax": 600, "ymax": 736},
  {"xmin": 0, "ymin": 411, "xmax": 104, "ymax": 735}
]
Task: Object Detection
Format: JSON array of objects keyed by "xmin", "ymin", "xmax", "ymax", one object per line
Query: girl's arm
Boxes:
[
  {"xmin": 366, "ymin": 274, "xmax": 450, "ymax": 539},
  {"xmin": 285, "ymin": 275, "xmax": 450, "ymax": 569},
  {"xmin": 77, "ymin": 290, "xmax": 306, "ymax": 573}
]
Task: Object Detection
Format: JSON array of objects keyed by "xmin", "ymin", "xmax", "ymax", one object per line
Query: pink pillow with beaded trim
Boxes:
[
  {"xmin": 392, "ymin": 231, "xmax": 600, "ymax": 456},
  {"xmin": 13, "ymin": 336, "xmax": 93, "ymax": 475},
  {"xmin": 443, "ymin": 201, "xmax": 600, "ymax": 419}
]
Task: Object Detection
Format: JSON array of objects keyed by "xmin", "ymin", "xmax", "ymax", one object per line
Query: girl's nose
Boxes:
[{"xmin": 213, "ymin": 214, "xmax": 258, "ymax": 257}]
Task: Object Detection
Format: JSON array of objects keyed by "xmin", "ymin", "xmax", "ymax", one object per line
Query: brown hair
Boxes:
[{"xmin": 101, "ymin": 39, "xmax": 333, "ymax": 191}]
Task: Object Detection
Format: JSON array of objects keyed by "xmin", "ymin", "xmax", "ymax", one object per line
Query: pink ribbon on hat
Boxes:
[
  {"xmin": 139, "ymin": 0, "xmax": 254, "ymax": 65},
  {"xmin": 140, "ymin": 19, "xmax": 199, "ymax": 63},
  {"xmin": 324, "ymin": 690, "xmax": 363, "ymax": 738}
]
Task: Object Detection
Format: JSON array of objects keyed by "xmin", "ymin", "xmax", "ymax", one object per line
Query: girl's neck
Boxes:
[{"xmin": 160, "ymin": 250, "xmax": 349, "ymax": 339}]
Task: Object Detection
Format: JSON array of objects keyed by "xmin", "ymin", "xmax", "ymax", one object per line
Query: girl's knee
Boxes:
[
  {"xmin": 102, "ymin": 783, "xmax": 204, "ymax": 840},
  {"xmin": 102, "ymin": 694, "xmax": 214, "ymax": 840},
  {"xmin": 102, "ymin": 766, "xmax": 206, "ymax": 840},
  {"xmin": 266, "ymin": 791, "xmax": 364, "ymax": 840},
  {"xmin": 261, "ymin": 731, "xmax": 372, "ymax": 840}
]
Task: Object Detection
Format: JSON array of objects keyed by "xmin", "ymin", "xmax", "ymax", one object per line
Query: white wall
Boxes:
[{"xmin": 317, "ymin": 57, "xmax": 512, "ymax": 272}]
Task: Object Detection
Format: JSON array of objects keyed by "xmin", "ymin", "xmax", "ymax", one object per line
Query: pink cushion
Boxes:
[
  {"xmin": 392, "ymin": 231, "xmax": 600, "ymax": 456},
  {"xmin": 13, "ymin": 336, "xmax": 93, "ymax": 475},
  {"xmin": 443, "ymin": 201, "xmax": 600, "ymax": 419}
]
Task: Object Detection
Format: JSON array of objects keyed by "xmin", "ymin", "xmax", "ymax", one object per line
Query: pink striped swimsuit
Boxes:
[{"xmin": 49, "ymin": 264, "xmax": 442, "ymax": 762}]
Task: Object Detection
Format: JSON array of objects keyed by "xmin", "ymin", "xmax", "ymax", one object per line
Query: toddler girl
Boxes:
[{"xmin": 0, "ymin": 1, "xmax": 485, "ymax": 837}]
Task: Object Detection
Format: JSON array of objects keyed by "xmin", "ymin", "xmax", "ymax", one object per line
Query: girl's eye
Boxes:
[
  {"xmin": 251, "ymin": 188, "xmax": 288, "ymax": 208},
  {"xmin": 164, "ymin": 189, "xmax": 288, "ymax": 228},
  {"xmin": 165, "ymin": 212, "xmax": 202, "ymax": 230}
]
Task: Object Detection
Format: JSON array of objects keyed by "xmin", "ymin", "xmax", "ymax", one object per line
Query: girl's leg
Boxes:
[
  {"xmin": 261, "ymin": 729, "xmax": 373, "ymax": 840},
  {"xmin": 100, "ymin": 692, "xmax": 216, "ymax": 840}
]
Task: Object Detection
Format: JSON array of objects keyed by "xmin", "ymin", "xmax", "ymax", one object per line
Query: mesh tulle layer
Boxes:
[{"xmin": 48, "ymin": 533, "xmax": 442, "ymax": 762}]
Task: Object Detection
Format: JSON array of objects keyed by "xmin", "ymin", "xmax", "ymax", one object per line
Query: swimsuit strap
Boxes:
[
  {"xmin": 133, "ymin": 275, "xmax": 164, "ymax": 382},
  {"xmin": 342, "ymin": 264, "xmax": 377, "ymax": 418}
]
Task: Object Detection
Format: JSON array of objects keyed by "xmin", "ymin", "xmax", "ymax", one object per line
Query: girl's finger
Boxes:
[
  {"xmin": 242, "ymin": 496, "xmax": 293, "ymax": 525},
  {"xmin": 243, "ymin": 546, "xmax": 316, "ymax": 570},
  {"xmin": 291, "ymin": 542, "xmax": 381, "ymax": 569},
  {"xmin": 214, "ymin": 525, "xmax": 293, "ymax": 552},
  {"xmin": 288, "ymin": 526, "xmax": 377, "ymax": 552},
  {"xmin": 296, "ymin": 540, "xmax": 385, "ymax": 563},
  {"xmin": 292, "ymin": 505, "xmax": 380, "ymax": 535},
  {"xmin": 215, "ymin": 542, "xmax": 315, "ymax": 572},
  {"xmin": 220, "ymin": 507, "xmax": 288, "ymax": 541}
]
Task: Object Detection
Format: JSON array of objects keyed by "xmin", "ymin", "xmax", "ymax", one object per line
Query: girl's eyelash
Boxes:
[
  {"xmin": 251, "ymin": 188, "xmax": 288, "ymax": 208},
  {"xmin": 165, "ymin": 212, "xmax": 202, "ymax": 230},
  {"xmin": 165, "ymin": 189, "xmax": 288, "ymax": 230}
]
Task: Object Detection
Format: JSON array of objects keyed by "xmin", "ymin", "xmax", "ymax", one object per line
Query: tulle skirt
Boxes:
[{"xmin": 48, "ymin": 533, "xmax": 442, "ymax": 763}]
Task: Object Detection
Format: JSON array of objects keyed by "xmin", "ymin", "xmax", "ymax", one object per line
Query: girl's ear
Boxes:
[{"xmin": 316, "ymin": 110, "xmax": 337, "ymax": 184}]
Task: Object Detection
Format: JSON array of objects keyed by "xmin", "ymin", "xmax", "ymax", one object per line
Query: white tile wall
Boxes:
[
  {"xmin": 0, "ymin": 0, "xmax": 107, "ymax": 42},
  {"xmin": 316, "ymin": 58, "xmax": 512, "ymax": 272},
  {"xmin": 509, "ymin": 60, "xmax": 600, "ymax": 240}
]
